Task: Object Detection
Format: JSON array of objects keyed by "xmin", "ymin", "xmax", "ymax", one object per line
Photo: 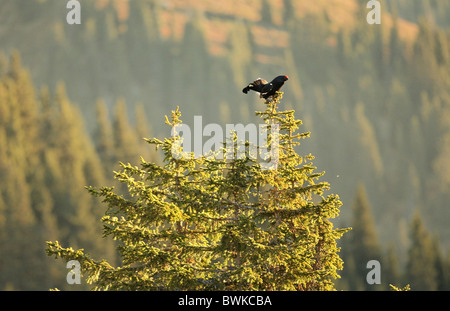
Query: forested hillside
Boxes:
[{"xmin": 0, "ymin": 0, "xmax": 449, "ymax": 290}]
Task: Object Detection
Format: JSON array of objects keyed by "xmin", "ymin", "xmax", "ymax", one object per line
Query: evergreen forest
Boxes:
[{"xmin": 0, "ymin": 0, "xmax": 449, "ymax": 290}]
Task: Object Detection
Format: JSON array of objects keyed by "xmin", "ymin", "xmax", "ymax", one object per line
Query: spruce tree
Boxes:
[
  {"xmin": 383, "ymin": 244, "xmax": 401, "ymax": 290},
  {"xmin": 112, "ymin": 98, "xmax": 141, "ymax": 166},
  {"xmin": 0, "ymin": 53, "xmax": 44, "ymax": 290},
  {"xmin": 46, "ymin": 92, "xmax": 349, "ymax": 290},
  {"xmin": 94, "ymin": 99, "xmax": 115, "ymax": 176},
  {"xmin": 340, "ymin": 184, "xmax": 381, "ymax": 290},
  {"xmin": 431, "ymin": 236, "xmax": 448, "ymax": 291},
  {"xmin": 405, "ymin": 211, "xmax": 438, "ymax": 290}
]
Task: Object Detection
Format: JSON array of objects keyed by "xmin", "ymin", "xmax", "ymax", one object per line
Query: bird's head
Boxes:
[{"xmin": 275, "ymin": 75, "xmax": 289, "ymax": 82}]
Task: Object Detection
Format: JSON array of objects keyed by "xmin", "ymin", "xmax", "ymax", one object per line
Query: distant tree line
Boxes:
[
  {"xmin": 338, "ymin": 184, "xmax": 450, "ymax": 290},
  {"xmin": 0, "ymin": 0, "xmax": 449, "ymax": 290},
  {"xmin": 0, "ymin": 52, "xmax": 158, "ymax": 290}
]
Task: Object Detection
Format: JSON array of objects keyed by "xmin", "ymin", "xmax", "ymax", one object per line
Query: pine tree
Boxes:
[
  {"xmin": 112, "ymin": 97, "xmax": 141, "ymax": 166},
  {"xmin": 134, "ymin": 102, "xmax": 161, "ymax": 166},
  {"xmin": 405, "ymin": 211, "xmax": 438, "ymax": 290},
  {"xmin": 383, "ymin": 244, "xmax": 401, "ymax": 290},
  {"xmin": 432, "ymin": 236, "xmax": 448, "ymax": 291},
  {"xmin": 340, "ymin": 184, "xmax": 381, "ymax": 290},
  {"xmin": 94, "ymin": 99, "xmax": 115, "ymax": 175},
  {"xmin": 46, "ymin": 92, "xmax": 349, "ymax": 290},
  {"xmin": 38, "ymin": 82, "xmax": 117, "ymax": 287},
  {"xmin": 260, "ymin": 0, "xmax": 273, "ymax": 25},
  {"xmin": 282, "ymin": 0, "xmax": 297, "ymax": 27},
  {"xmin": 0, "ymin": 53, "xmax": 44, "ymax": 290}
]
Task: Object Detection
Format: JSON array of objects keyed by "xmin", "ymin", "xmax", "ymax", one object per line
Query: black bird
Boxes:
[{"xmin": 242, "ymin": 75, "xmax": 289, "ymax": 99}]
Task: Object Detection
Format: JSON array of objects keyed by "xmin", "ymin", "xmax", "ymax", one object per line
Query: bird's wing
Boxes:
[
  {"xmin": 250, "ymin": 78, "xmax": 268, "ymax": 92},
  {"xmin": 260, "ymin": 83, "xmax": 273, "ymax": 95},
  {"xmin": 243, "ymin": 78, "xmax": 267, "ymax": 93},
  {"xmin": 254, "ymin": 78, "xmax": 268, "ymax": 85}
]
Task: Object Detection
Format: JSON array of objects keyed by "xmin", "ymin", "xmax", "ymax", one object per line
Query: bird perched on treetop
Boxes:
[{"xmin": 242, "ymin": 75, "xmax": 289, "ymax": 99}]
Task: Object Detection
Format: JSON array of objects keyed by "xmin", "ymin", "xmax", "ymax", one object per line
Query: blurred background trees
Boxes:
[{"xmin": 0, "ymin": 0, "xmax": 449, "ymax": 290}]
